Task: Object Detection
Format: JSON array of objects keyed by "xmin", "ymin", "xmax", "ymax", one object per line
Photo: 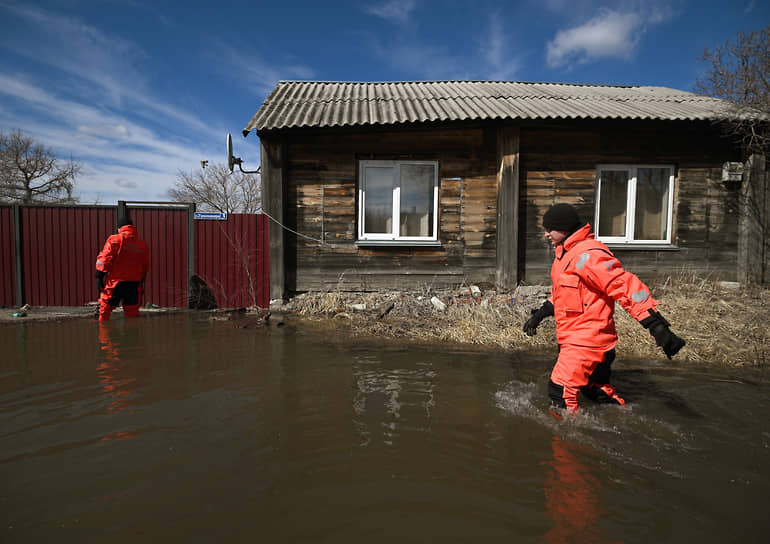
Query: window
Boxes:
[
  {"xmin": 595, "ymin": 165, "xmax": 675, "ymax": 245},
  {"xmin": 358, "ymin": 160, "xmax": 439, "ymax": 244}
]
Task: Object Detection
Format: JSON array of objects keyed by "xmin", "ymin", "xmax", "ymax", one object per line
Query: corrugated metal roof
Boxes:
[{"xmin": 244, "ymin": 80, "xmax": 748, "ymax": 135}]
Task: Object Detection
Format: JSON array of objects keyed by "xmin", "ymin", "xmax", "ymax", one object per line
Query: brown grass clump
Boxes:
[
  {"xmin": 616, "ymin": 274, "xmax": 769, "ymax": 366},
  {"xmin": 286, "ymin": 273, "xmax": 769, "ymax": 367}
]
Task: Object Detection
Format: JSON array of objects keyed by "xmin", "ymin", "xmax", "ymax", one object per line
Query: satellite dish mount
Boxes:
[{"xmin": 227, "ymin": 133, "xmax": 260, "ymax": 174}]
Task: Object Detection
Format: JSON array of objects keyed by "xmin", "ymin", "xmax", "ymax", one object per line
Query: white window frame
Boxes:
[
  {"xmin": 594, "ymin": 164, "xmax": 675, "ymax": 245},
  {"xmin": 358, "ymin": 159, "xmax": 439, "ymax": 244}
]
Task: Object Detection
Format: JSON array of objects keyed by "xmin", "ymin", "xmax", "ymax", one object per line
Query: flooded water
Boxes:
[{"xmin": 1, "ymin": 313, "xmax": 768, "ymax": 542}]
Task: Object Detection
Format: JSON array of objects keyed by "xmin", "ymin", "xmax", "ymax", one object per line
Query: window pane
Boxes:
[
  {"xmin": 635, "ymin": 168, "xmax": 670, "ymax": 240},
  {"xmin": 364, "ymin": 166, "xmax": 393, "ymax": 234},
  {"xmin": 399, "ymin": 164, "xmax": 435, "ymax": 237},
  {"xmin": 598, "ymin": 170, "xmax": 628, "ymax": 237}
]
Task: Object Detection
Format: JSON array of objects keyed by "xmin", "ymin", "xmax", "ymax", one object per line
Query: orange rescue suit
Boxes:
[
  {"xmin": 95, "ymin": 225, "xmax": 150, "ymax": 320},
  {"xmin": 549, "ymin": 224, "xmax": 658, "ymax": 349},
  {"xmin": 96, "ymin": 224, "xmax": 150, "ymax": 281},
  {"xmin": 549, "ymin": 224, "xmax": 658, "ymax": 409}
]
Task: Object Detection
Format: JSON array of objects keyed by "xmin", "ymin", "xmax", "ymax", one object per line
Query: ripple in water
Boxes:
[{"xmin": 495, "ymin": 380, "xmax": 693, "ymax": 478}]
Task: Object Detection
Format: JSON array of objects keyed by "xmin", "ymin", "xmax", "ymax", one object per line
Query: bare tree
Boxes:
[
  {"xmin": 694, "ymin": 25, "xmax": 770, "ymax": 154},
  {"xmin": 0, "ymin": 129, "xmax": 80, "ymax": 204},
  {"xmin": 168, "ymin": 162, "xmax": 261, "ymax": 213}
]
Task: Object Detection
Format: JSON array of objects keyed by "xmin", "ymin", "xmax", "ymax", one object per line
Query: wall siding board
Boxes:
[
  {"xmin": 277, "ymin": 118, "xmax": 741, "ymax": 291},
  {"xmin": 284, "ymin": 127, "xmax": 499, "ymax": 292},
  {"xmin": 519, "ymin": 120, "xmax": 741, "ymax": 284}
]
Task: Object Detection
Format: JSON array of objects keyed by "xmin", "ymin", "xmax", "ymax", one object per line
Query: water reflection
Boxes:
[
  {"xmin": 543, "ymin": 436, "xmax": 608, "ymax": 544},
  {"xmin": 97, "ymin": 323, "xmax": 138, "ymax": 440},
  {"xmin": 352, "ymin": 354, "xmax": 436, "ymax": 447}
]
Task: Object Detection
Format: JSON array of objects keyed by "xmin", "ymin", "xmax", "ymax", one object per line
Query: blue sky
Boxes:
[{"xmin": 1, "ymin": 0, "xmax": 768, "ymax": 205}]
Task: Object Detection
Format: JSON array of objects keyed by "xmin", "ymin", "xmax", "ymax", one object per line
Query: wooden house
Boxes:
[{"xmin": 243, "ymin": 81, "xmax": 762, "ymax": 300}]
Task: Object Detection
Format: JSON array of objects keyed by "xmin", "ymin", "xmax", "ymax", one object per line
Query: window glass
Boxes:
[
  {"xmin": 364, "ymin": 166, "xmax": 393, "ymax": 234},
  {"xmin": 635, "ymin": 168, "xmax": 670, "ymax": 240},
  {"xmin": 399, "ymin": 163, "xmax": 435, "ymax": 237},
  {"xmin": 598, "ymin": 170, "xmax": 628, "ymax": 237}
]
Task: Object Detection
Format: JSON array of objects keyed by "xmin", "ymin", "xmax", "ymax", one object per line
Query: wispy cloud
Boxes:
[
  {"xmin": 546, "ymin": 5, "xmax": 674, "ymax": 68},
  {"xmin": 480, "ymin": 15, "xmax": 524, "ymax": 80},
  {"xmin": 364, "ymin": 0, "xmax": 416, "ymax": 24},
  {"xmin": 0, "ymin": 4, "xmax": 237, "ymax": 203},
  {"xmin": 0, "ymin": 4, "xmax": 219, "ymax": 135},
  {"xmin": 0, "ymin": 72, "xmax": 211, "ymax": 202},
  {"xmin": 211, "ymin": 41, "xmax": 315, "ymax": 95},
  {"xmin": 366, "ymin": 15, "xmax": 524, "ymax": 81},
  {"xmin": 2, "ymin": 4, "xmax": 147, "ymax": 104}
]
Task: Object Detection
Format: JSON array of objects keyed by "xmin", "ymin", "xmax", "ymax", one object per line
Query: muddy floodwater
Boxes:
[{"xmin": 1, "ymin": 313, "xmax": 768, "ymax": 542}]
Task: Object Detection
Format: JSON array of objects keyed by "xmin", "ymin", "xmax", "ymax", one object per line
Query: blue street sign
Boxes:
[{"xmin": 194, "ymin": 212, "xmax": 228, "ymax": 220}]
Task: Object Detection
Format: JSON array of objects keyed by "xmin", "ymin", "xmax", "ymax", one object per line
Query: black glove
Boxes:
[
  {"xmin": 640, "ymin": 310, "xmax": 686, "ymax": 360},
  {"xmin": 523, "ymin": 301, "xmax": 554, "ymax": 336},
  {"xmin": 95, "ymin": 270, "xmax": 106, "ymax": 292}
]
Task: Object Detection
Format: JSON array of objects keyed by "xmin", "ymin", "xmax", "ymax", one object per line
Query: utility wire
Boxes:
[{"xmin": 260, "ymin": 209, "xmax": 345, "ymax": 248}]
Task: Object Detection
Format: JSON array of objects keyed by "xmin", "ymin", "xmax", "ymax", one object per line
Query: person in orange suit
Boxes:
[
  {"xmin": 523, "ymin": 204, "xmax": 685, "ymax": 411},
  {"xmin": 95, "ymin": 216, "xmax": 150, "ymax": 321}
]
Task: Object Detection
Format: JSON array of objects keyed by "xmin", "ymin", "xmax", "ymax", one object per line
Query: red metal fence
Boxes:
[
  {"xmin": 0, "ymin": 204, "xmax": 269, "ymax": 309},
  {"xmin": 194, "ymin": 214, "xmax": 270, "ymax": 308},
  {"xmin": 129, "ymin": 206, "xmax": 191, "ymax": 309},
  {"xmin": 20, "ymin": 206, "xmax": 115, "ymax": 306},
  {"xmin": 1, "ymin": 207, "xmax": 15, "ymax": 306}
]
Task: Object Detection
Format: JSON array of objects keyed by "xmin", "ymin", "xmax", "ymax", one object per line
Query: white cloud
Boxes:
[
  {"xmin": 543, "ymin": 1, "xmax": 677, "ymax": 68},
  {"xmin": 546, "ymin": 9, "xmax": 644, "ymax": 68},
  {"xmin": 0, "ymin": 6, "xmax": 248, "ymax": 204},
  {"xmin": 0, "ymin": 5, "xmax": 218, "ymax": 137},
  {"xmin": 2, "ymin": 4, "xmax": 148, "ymax": 105},
  {"xmin": 0, "ymin": 71, "xmax": 215, "ymax": 204},
  {"xmin": 364, "ymin": 0, "xmax": 416, "ymax": 24}
]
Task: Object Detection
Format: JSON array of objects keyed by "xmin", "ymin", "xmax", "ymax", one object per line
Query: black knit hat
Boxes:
[
  {"xmin": 117, "ymin": 216, "xmax": 133, "ymax": 229},
  {"xmin": 543, "ymin": 204, "xmax": 582, "ymax": 233}
]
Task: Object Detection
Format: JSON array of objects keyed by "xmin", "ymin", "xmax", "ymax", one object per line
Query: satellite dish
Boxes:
[
  {"xmin": 227, "ymin": 133, "xmax": 235, "ymax": 173},
  {"xmin": 225, "ymin": 132, "xmax": 260, "ymax": 175}
]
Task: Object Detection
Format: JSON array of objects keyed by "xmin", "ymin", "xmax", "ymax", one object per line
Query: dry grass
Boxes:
[{"xmin": 287, "ymin": 273, "xmax": 770, "ymax": 367}]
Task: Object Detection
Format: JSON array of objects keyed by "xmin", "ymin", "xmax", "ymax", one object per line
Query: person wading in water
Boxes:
[
  {"xmin": 523, "ymin": 203, "xmax": 685, "ymax": 412},
  {"xmin": 95, "ymin": 216, "xmax": 150, "ymax": 321}
]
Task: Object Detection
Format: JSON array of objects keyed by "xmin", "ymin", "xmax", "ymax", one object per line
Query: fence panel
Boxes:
[
  {"xmin": 22, "ymin": 206, "xmax": 115, "ymax": 306},
  {"xmin": 194, "ymin": 214, "xmax": 269, "ymax": 308},
  {"xmin": 1, "ymin": 207, "xmax": 16, "ymax": 306},
  {"xmin": 128, "ymin": 207, "xmax": 190, "ymax": 309},
  {"xmin": 1, "ymin": 205, "xmax": 268, "ymax": 309}
]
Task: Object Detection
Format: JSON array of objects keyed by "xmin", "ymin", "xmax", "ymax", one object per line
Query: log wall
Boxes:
[
  {"xmin": 519, "ymin": 120, "xmax": 741, "ymax": 284},
  {"xmin": 284, "ymin": 127, "xmax": 499, "ymax": 292},
  {"xmin": 277, "ymin": 119, "xmax": 741, "ymax": 293}
]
